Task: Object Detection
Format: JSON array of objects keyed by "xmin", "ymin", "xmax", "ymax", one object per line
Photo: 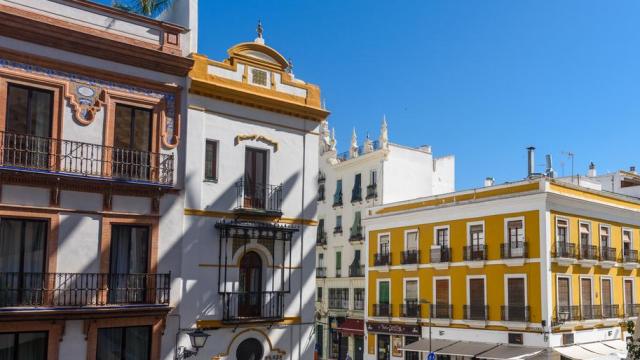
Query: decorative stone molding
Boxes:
[{"xmin": 235, "ymin": 134, "xmax": 279, "ymax": 152}]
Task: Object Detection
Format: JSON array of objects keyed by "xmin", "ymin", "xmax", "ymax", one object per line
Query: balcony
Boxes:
[
  {"xmin": 625, "ymin": 304, "xmax": 640, "ymax": 317},
  {"xmin": 234, "ymin": 180, "xmax": 283, "ymax": 215},
  {"xmin": 602, "ymin": 304, "xmax": 620, "ymax": 319},
  {"xmin": 553, "ymin": 242, "xmax": 577, "ymax": 266},
  {"xmin": 0, "ymin": 131, "xmax": 174, "ymax": 186},
  {"xmin": 501, "ymin": 306, "xmax": 530, "ymax": 322},
  {"xmin": 463, "ymin": 305, "xmax": 488, "ymax": 321},
  {"xmin": 463, "ymin": 244, "xmax": 487, "ymax": 262},
  {"xmin": 581, "ymin": 305, "xmax": 602, "ymax": 320},
  {"xmin": 556, "ymin": 305, "xmax": 581, "ymax": 323},
  {"xmin": 623, "ymin": 250, "xmax": 638, "ymax": 269},
  {"xmin": 366, "ymin": 184, "xmax": 378, "ymax": 200},
  {"xmin": 333, "ymin": 226, "xmax": 343, "ymax": 234},
  {"xmin": 221, "ymin": 291, "xmax": 284, "ymax": 322},
  {"xmin": 329, "ymin": 297, "xmax": 349, "ymax": 310},
  {"xmin": 349, "ymin": 226, "xmax": 363, "ymax": 242},
  {"xmin": 578, "ymin": 244, "xmax": 598, "ymax": 268},
  {"xmin": 0, "ymin": 272, "xmax": 170, "ymax": 308},
  {"xmin": 401, "ymin": 250, "xmax": 419, "ymax": 265},
  {"xmin": 500, "ymin": 243, "xmax": 528, "ymax": 259},
  {"xmin": 317, "ymin": 185, "xmax": 326, "ymax": 202},
  {"xmin": 600, "ymin": 247, "xmax": 617, "ymax": 267},
  {"xmin": 401, "ymin": 301, "xmax": 421, "ymax": 317},
  {"xmin": 354, "ymin": 298, "xmax": 365, "ymax": 311},
  {"xmin": 430, "ymin": 304, "xmax": 453, "ymax": 319},
  {"xmin": 316, "ymin": 231, "xmax": 327, "ymax": 246},
  {"xmin": 430, "ymin": 247, "xmax": 451, "ymax": 264},
  {"xmin": 349, "ymin": 264, "xmax": 365, "ymax": 278},
  {"xmin": 373, "ymin": 303, "xmax": 391, "ymax": 317},
  {"xmin": 374, "ymin": 253, "xmax": 391, "ymax": 266},
  {"xmin": 333, "ymin": 193, "xmax": 343, "ymax": 207},
  {"xmin": 316, "ymin": 267, "xmax": 327, "ymax": 278},
  {"xmin": 351, "ymin": 188, "xmax": 363, "ymax": 203}
]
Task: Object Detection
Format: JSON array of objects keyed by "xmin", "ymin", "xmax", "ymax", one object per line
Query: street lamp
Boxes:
[{"xmin": 177, "ymin": 329, "xmax": 210, "ymax": 359}]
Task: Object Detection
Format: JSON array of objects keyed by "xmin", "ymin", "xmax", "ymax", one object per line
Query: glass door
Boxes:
[
  {"xmin": 238, "ymin": 251, "xmax": 262, "ymax": 317},
  {"xmin": 113, "ymin": 105, "xmax": 152, "ymax": 180},
  {"xmin": 244, "ymin": 148, "xmax": 267, "ymax": 209},
  {"xmin": 109, "ymin": 225, "xmax": 149, "ymax": 304},
  {"xmin": 377, "ymin": 334, "xmax": 390, "ymax": 360}
]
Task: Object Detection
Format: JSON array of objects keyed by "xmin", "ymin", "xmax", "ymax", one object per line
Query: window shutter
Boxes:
[
  {"xmin": 406, "ymin": 231, "xmax": 418, "ymax": 251},
  {"xmin": 405, "ymin": 281, "xmax": 418, "ymax": 301},
  {"xmin": 558, "ymin": 278, "xmax": 570, "ymax": 306},
  {"xmin": 435, "ymin": 279, "xmax": 449, "ymax": 304}
]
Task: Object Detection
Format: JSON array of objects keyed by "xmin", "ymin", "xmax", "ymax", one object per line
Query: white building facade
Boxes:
[
  {"xmin": 176, "ymin": 30, "xmax": 329, "ymax": 360},
  {"xmin": 0, "ymin": 0, "xmax": 196, "ymax": 359},
  {"xmin": 315, "ymin": 120, "xmax": 454, "ymax": 360}
]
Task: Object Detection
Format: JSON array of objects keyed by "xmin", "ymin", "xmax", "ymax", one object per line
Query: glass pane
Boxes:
[
  {"xmin": 22, "ymin": 221, "xmax": 46, "ymax": 273},
  {"xmin": 0, "ymin": 219, "xmax": 22, "ymax": 272},
  {"xmin": 97, "ymin": 328, "xmax": 123, "ymax": 360},
  {"xmin": 17, "ymin": 332, "xmax": 47, "ymax": 360},
  {"xmin": 205, "ymin": 141, "xmax": 216, "ymax": 179},
  {"xmin": 406, "ymin": 232, "xmax": 417, "ymax": 250},
  {"xmin": 405, "ymin": 280, "xmax": 417, "ymax": 300},
  {"xmin": 6, "ymin": 85, "xmax": 29, "ymax": 134},
  {"xmin": 129, "ymin": 227, "xmax": 149, "ymax": 274},
  {"xmin": 0, "ymin": 333, "xmax": 15, "ymax": 360},
  {"xmin": 114, "ymin": 105, "xmax": 133, "ymax": 149},
  {"xmin": 124, "ymin": 327, "xmax": 150, "ymax": 360},
  {"xmin": 29, "ymin": 89, "xmax": 52, "ymax": 138},
  {"xmin": 133, "ymin": 109, "xmax": 151, "ymax": 152}
]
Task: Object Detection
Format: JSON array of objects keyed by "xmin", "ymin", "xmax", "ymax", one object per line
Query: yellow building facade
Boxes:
[{"xmin": 363, "ymin": 179, "xmax": 636, "ymax": 359}]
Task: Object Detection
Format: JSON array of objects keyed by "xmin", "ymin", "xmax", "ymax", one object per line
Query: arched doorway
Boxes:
[
  {"xmin": 236, "ymin": 338, "xmax": 263, "ymax": 360},
  {"xmin": 238, "ymin": 251, "xmax": 262, "ymax": 318}
]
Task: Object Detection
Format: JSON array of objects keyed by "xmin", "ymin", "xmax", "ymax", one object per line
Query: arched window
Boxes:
[
  {"xmin": 238, "ymin": 252, "xmax": 262, "ymax": 317},
  {"xmin": 236, "ymin": 338, "xmax": 263, "ymax": 360}
]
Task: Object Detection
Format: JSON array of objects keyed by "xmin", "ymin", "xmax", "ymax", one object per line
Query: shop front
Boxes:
[{"xmin": 366, "ymin": 322, "xmax": 421, "ymax": 360}]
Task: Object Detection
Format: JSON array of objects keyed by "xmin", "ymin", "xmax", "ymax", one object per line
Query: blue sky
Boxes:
[{"xmin": 104, "ymin": 0, "xmax": 640, "ymax": 190}]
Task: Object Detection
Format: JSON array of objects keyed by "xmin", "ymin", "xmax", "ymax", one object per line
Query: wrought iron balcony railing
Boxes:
[
  {"xmin": 501, "ymin": 305, "xmax": 530, "ymax": 322},
  {"xmin": 316, "ymin": 231, "xmax": 327, "ymax": 246},
  {"xmin": 581, "ymin": 305, "xmax": 602, "ymax": 320},
  {"xmin": 349, "ymin": 226, "xmax": 363, "ymax": 242},
  {"xmin": 463, "ymin": 305, "xmax": 488, "ymax": 321},
  {"xmin": 401, "ymin": 250, "xmax": 419, "ymax": 265},
  {"xmin": 316, "ymin": 267, "xmax": 327, "ymax": 278},
  {"xmin": 0, "ymin": 272, "xmax": 170, "ymax": 307},
  {"xmin": 500, "ymin": 242, "xmax": 528, "ymax": 259},
  {"xmin": 333, "ymin": 226, "xmax": 343, "ymax": 234},
  {"xmin": 366, "ymin": 184, "xmax": 378, "ymax": 200},
  {"xmin": 328, "ymin": 297, "xmax": 349, "ymax": 310},
  {"xmin": 373, "ymin": 303, "xmax": 391, "ymax": 317},
  {"xmin": 556, "ymin": 305, "xmax": 581, "ymax": 322},
  {"xmin": 351, "ymin": 188, "xmax": 362, "ymax": 203},
  {"xmin": 553, "ymin": 242, "xmax": 577, "ymax": 258},
  {"xmin": 354, "ymin": 299, "xmax": 365, "ymax": 311},
  {"xmin": 430, "ymin": 304, "xmax": 453, "ymax": 319},
  {"xmin": 221, "ymin": 291, "xmax": 284, "ymax": 322},
  {"xmin": 349, "ymin": 264, "xmax": 365, "ymax": 277},
  {"xmin": 333, "ymin": 192, "xmax": 343, "ymax": 207},
  {"xmin": 624, "ymin": 250, "xmax": 638, "ymax": 263},
  {"xmin": 0, "ymin": 131, "xmax": 174, "ymax": 185},
  {"xmin": 430, "ymin": 247, "xmax": 450, "ymax": 263},
  {"xmin": 463, "ymin": 244, "xmax": 487, "ymax": 261},
  {"xmin": 579, "ymin": 244, "xmax": 598, "ymax": 260},
  {"xmin": 401, "ymin": 301, "xmax": 421, "ymax": 317},
  {"xmin": 625, "ymin": 304, "xmax": 640, "ymax": 317},
  {"xmin": 602, "ymin": 304, "xmax": 620, "ymax": 319},
  {"xmin": 601, "ymin": 247, "xmax": 617, "ymax": 262},
  {"xmin": 374, "ymin": 253, "xmax": 391, "ymax": 266},
  {"xmin": 234, "ymin": 180, "xmax": 283, "ymax": 214}
]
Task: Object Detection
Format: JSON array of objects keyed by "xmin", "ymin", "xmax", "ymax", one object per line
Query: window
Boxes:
[
  {"xmin": 469, "ymin": 224, "xmax": 484, "ymax": 246},
  {"xmin": 204, "ymin": 140, "xmax": 218, "ymax": 181},
  {"xmin": 250, "ymin": 68, "xmax": 268, "ymax": 86},
  {"xmin": 352, "ymin": 173, "xmax": 362, "ymax": 202},
  {"xmin": 601, "ymin": 226, "xmax": 610, "ymax": 249},
  {"xmin": 109, "ymin": 225, "xmax": 149, "ymax": 304},
  {"xmin": 435, "ymin": 227, "xmax": 449, "ymax": 247},
  {"xmin": 405, "ymin": 231, "xmax": 418, "ymax": 251},
  {"xmin": 625, "ymin": 279, "xmax": 634, "ymax": 306},
  {"xmin": 507, "ymin": 220, "xmax": 524, "ymax": 246},
  {"xmin": 328, "ymin": 288, "xmax": 349, "ymax": 309},
  {"xmin": 318, "ymin": 253, "xmax": 324, "ymax": 267},
  {"xmin": 370, "ymin": 170, "xmax": 377, "ymax": 186},
  {"xmin": 317, "ymin": 287, "xmax": 323, "ymax": 302},
  {"xmin": 97, "ymin": 326, "xmax": 151, "ymax": 360},
  {"xmin": 350, "ymin": 211, "xmax": 362, "ymax": 238},
  {"xmin": 335, "ymin": 251, "xmax": 342, "ymax": 277},
  {"xmin": 601, "ymin": 278, "xmax": 613, "ymax": 317},
  {"xmin": 378, "ymin": 281, "xmax": 390, "ymax": 304},
  {"xmin": 335, "ymin": 215, "xmax": 342, "ymax": 233},
  {"xmin": 0, "ymin": 218, "xmax": 47, "ymax": 306},
  {"xmin": 467, "ymin": 278, "xmax": 486, "ymax": 320},
  {"xmin": 333, "ymin": 180, "xmax": 343, "ymax": 206},
  {"xmin": 506, "ymin": 277, "xmax": 526, "ymax": 321},
  {"xmin": 557, "ymin": 219, "xmax": 568, "ymax": 243},
  {"xmin": 557, "ymin": 277, "xmax": 570, "ymax": 307},
  {"xmin": 379, "ymin": 234, "xmax": 390, "ymax": 254},
  {"xmin": 579, "ymin": 223, "xmax": 590, "ymax": 247},
  {"xmin": 113, "ymin": 104, "xmax": 152, "ymax": 180},
  {"xmin": 244, "ymin": 148, "xmax": 268, "ymax": 209},
  {"xmin": 0, "ymin": 331, "xmax": 48, "ymax": 360},
  {"xmin": 404, "ymin": 280, "xmax": 418, "ymax": 302},
  {"xmin": 581, "ymin": 278, "xmax": 593, "ymax": 319},
  {"xmin": 623, "ymin": 229, "xmax": 633, "ymax": 254},
  {"xmin": 354, "ymin": 288, "xmax": 365, "ymax": 310},
  {"xmin": 434, "ymin": 278, "xmax": 450, "ymax": 318}
]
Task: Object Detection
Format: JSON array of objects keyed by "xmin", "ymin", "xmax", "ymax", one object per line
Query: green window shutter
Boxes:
[
  {"xmin": 351, "ymin": 212, "xmax": 362, "ymax": 236},
  {"xmin": 379, "ymin": 281, "xmax": 389, "ymax": 304},
  {"xmin": 336, "ymin": 251, "xmax": 342, "ymax": 270}
]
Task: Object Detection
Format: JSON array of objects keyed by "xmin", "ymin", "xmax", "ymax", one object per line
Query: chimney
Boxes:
[
  {"xmin": 545, "ymin": 154, "xmax": 556, "ymax": 178},
  {"xmin": 484, "ymin": 177, "xmax": 495, "ymax": 187},
  {"xmin": 588, "ymin": 162, "xmax": 597, "ymax": 177},
  {"xmin": 527, "ymin": 147, "xmax": 535, "ymax": 178},
  {"xmin": 630, "ymin": 166, "xmax": 637, "ymax": 174}
]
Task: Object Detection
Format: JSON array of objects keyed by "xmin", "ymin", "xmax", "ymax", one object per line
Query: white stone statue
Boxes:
[
  {"xmin": 350, "ymin": 128, "xmax": 359, "ymax": 159},
  {"xmin": 379, "ymin": 115, "xmax": 389, "ymax": 150},
  {"xmin": 363, "ymin": 133, "xmax": 373, "ymax": 154}
]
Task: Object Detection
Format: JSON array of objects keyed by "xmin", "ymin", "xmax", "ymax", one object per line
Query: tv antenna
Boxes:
[{"xmin": 562, "ymin": 151, "xmax": 575, "ymax": 181}]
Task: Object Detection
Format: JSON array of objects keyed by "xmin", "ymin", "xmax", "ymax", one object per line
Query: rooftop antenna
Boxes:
[{"xmin": 562, "ymin": 151, "xmax": 575, "ymax": 182}]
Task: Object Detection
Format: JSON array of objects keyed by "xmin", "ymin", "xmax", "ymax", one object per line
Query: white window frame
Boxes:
[
  {"xmin": 466, "ymin": 221, "xmax": 485, "ymax": 246},
  {"xmin": 578, "ymin": 221, "xmax": 592, "ymax": 245},
  {"xmin": 433, "ymin": 225, "xmax": 450, "ymax": 248},
  {"xmin": 404, "ymin": 229, "xmax": 419, "ymax": 252},
  {"xmin": 623, "ymin": 228, "xmax": 634, "ymax": 250},
  {"xmin": 556, "ymin": 275, "xmax": 573, "ymax": 308},
  {"xmin": 600, "ymin": 224, "xmax": 611, "ymax": 248},
  {"xmin": 504, "ymin": 274, "xmax": 528, "ymax": 308},
  {"xmin": 623, "ymin": 277, "xmax": 636, "ymax": 306},
  {"xmin": 466, "ymin": 275, "xmax": 487, "ymax": 306},
  {"xmin": 579, "ymin": 275, "xmax": 594, "ymax": 307},
  {"xmin": 432, "ymin": 276, "xmax": 451, "ymax": 305},
  {"xmin": 378, "ymin": 232, "xmax": 391, "ymax": 254},
  {"xmin": 403, "ymin": 277, "xmax": 419, "ymax": 304},
  {"xmin": 376, "ymin": 278, "xmax": 391, "ymax": 305},
  {"xmin": 504, "ymin": 216, "xmax": 526, "ymax": 244},
  {"xmin": 556, "ymin": 217, "xmax": 570, "ymax": 243}
]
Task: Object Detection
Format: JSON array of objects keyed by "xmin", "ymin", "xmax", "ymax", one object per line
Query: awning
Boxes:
[
  {"xmin": 336, "ymin": 319, "xmax": 364, "ymax": 336},
  {"xmin": 398, "ymin": 338, "xmax": 457, "ymax": 352},
  {"xmin": 553, "ymin": 345, "xmax": 601, "ymax": 360},
  {"xmin": 477, "ymin": 344, "xmax": 544, "ymax": 359},
  {"xmin": 580, "ymin": 343, "xmax": 623, "ymax": 356},
  {"xmin": 602, "ymin": 340, "xmax": 627, "ymax": 352},
  {"xmin": 436, "ymin": 341, "xmax": 499, "ymax": 357}
]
